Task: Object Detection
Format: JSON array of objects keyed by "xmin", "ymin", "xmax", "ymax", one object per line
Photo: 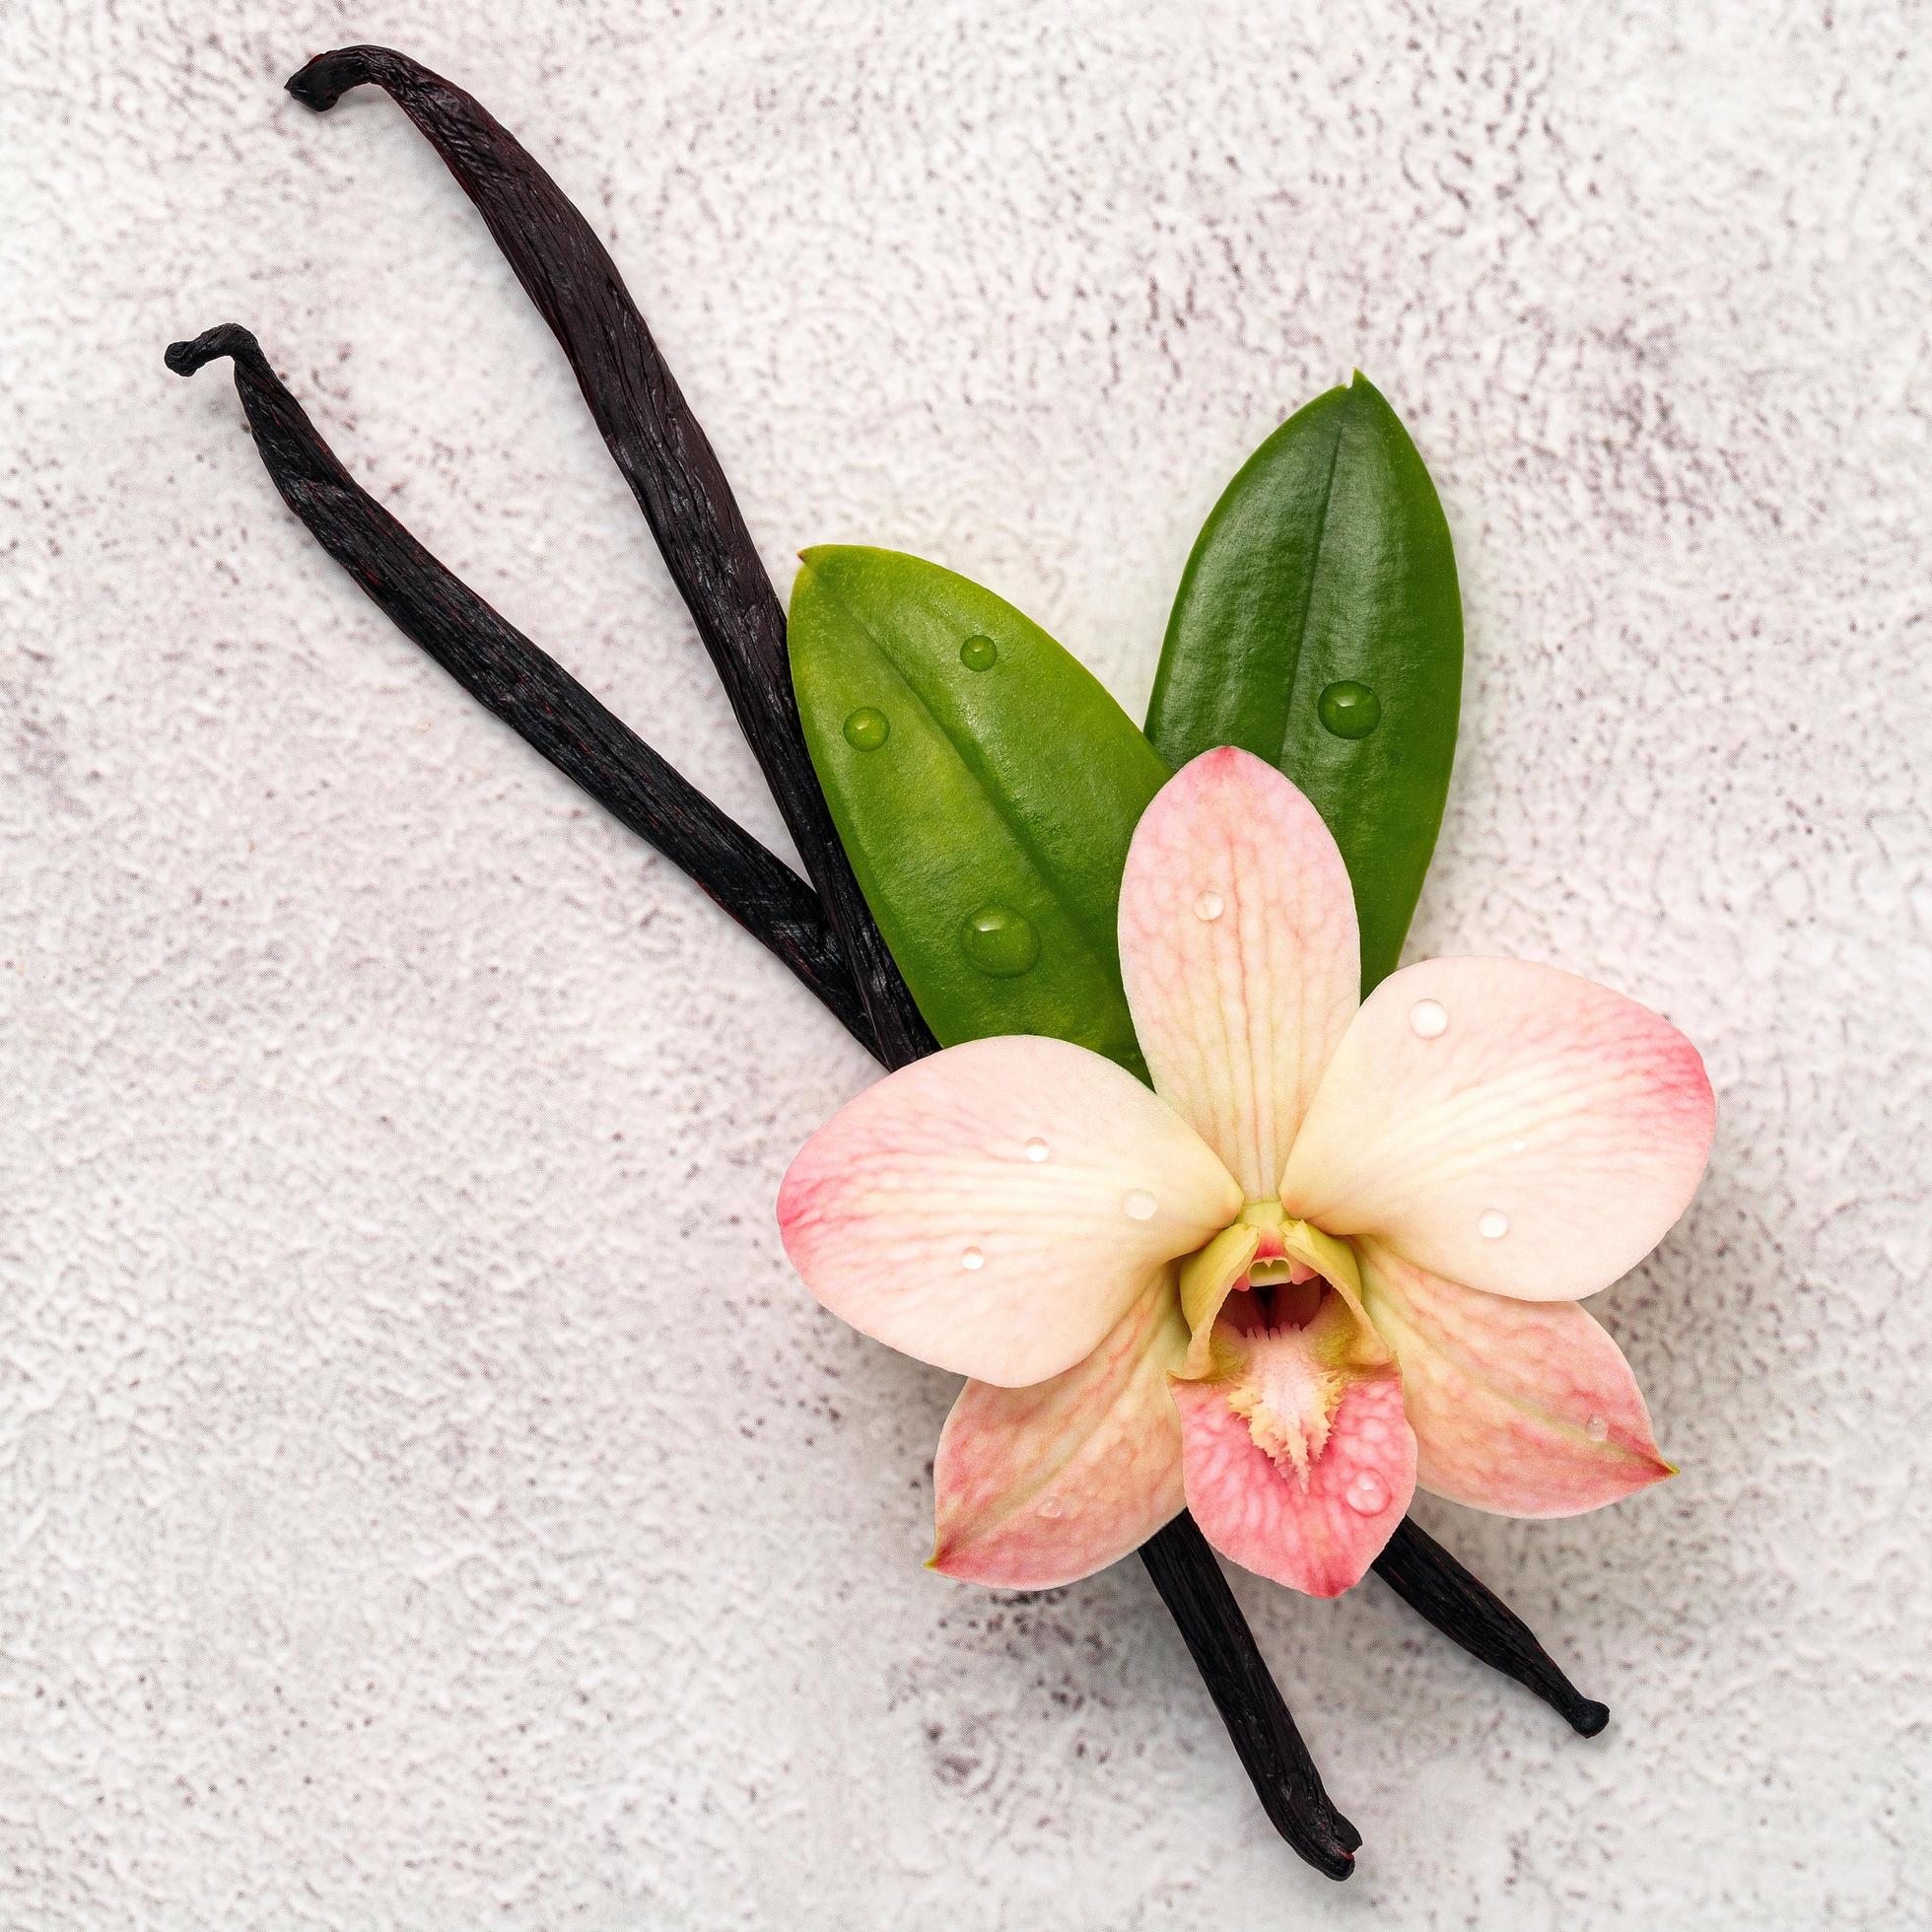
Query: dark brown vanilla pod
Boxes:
[
  {"xmin": 1141, "ymin": 1515, "xmax": 1359, "ymax": 1876},
  {"xmin": 1371, "ymin": 1518, "xmax": 1610, "ymax": 1737},
  {"xmin": 166, "ymin": 322, "xmax": 1355, "ymax": 1876},
  {"xmin": 164, "ymin": 325, "xmax": 873, "ymax": 1053},
  {"xmin": 286, "ymin": 45, "xmax": 935, "ymax": 1072}
]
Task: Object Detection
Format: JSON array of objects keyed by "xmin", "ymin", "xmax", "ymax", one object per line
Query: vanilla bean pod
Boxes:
[
  {"xmin": 282, "ymin": 54, "xmax": 1611, "ymax": 1746},
  {"xmin": 279, "ymin": 46, "xmax": 1376, "ymax": 1863},
  {"xmin": 1140, "ymin": 1515, "xmax": 1358, "ymax": 1874},
  {"xmin": 287, "ymin": 44, "xmax": 933, "ymax": 1072},
  {"xmin": 1372, "ymin": 1520, "xmax": 1609, "ymax": 1737},
  {"xmin": 164, "ymin": 325, "xmax": 870, "ymax": 1050},
  {"xmin": 168, "ymin": 324, "xmax": 1358, "ymax": 1876}
]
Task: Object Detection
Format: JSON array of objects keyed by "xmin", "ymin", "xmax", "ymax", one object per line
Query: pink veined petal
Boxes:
[
  {"xmin": 1280, "ymin": 956, "xmax": 1715, "ymax": 1302},
  {"xmin": 778, "ymin": 1035, "xmax": 1241, "ymax": 1387},
  {"xmin": 1118, "ymin": 746, "xmax": 1360, "ymax": 1200},
  {"xmin": 931, "ymin": 1271, "xmax": 1188, "ymax": 1588},
  {"xmin": 1360, "ymin": 1242, "xmax": 1673, "ymax": 1518},
  {"xmin": 1172, "ymin": 1292, "xmax": 1415, "ymax": 1597}
]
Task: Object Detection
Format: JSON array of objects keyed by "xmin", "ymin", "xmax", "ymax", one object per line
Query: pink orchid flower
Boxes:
[{"xmin": 779, "ymin": 748, "xmax": 1714, "ymax": 1598}]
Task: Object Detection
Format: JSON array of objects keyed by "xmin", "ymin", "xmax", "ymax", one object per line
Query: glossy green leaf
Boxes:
[
  {"xmin": 1145, "ymin": 373, "xmax": 1462, "ymax": 993},
  {"xmin": 790, "ymin": 547, "xmax": 1169, "ymax": 1075}
]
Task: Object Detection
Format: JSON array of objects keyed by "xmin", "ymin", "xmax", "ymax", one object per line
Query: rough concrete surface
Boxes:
[{"xmin": 4, "ymin": 0, "xmax": 1929, "ymax": 1925}]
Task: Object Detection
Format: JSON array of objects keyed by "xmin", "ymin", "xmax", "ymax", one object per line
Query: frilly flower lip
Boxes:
[{"xmin": 778, "ymin": 747, "xmax": 1714, "ymax": 1597}]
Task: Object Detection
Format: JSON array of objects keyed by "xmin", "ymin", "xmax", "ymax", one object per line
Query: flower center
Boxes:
[
  {"xmin": 1234, "ymin": 1199, "xmax": 1326, "ymax": 1288},
  {"xmin": 1173, "ymin": 1201, "xmax": 1392, "ymax": 1472},
  {"xmin": 1220, "ymin": 1282, "xmax": 1350, "ymax": 1482}
]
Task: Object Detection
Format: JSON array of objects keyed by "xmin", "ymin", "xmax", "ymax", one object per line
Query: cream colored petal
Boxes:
[
  {"xmin": 779, "ymin": 1035, "xmax": 1240, "ymax": 1386},
  {"xmin": 1119, "ymin": 747, "xmax": 1359, "ymax": 1199},
  {"xmin": 1282, "ymin": 956, "xmax": 1715, "ymax": 1301}
]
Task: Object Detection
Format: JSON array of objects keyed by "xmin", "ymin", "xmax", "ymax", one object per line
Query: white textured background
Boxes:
[{"xmin": 4, "ymin": 1, "xmax": 1929, "ymax": 1925}]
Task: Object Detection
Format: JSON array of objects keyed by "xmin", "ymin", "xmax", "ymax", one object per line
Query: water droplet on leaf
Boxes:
[
  {"xmin": 959, "ymin": 634, "xmax": 999, "ymax": 672},
  {"xmin": 1123, "ymin": 1189, "xmax": 1158, "ymax": 1221},
  {"xmin": 1317, "ymin": 680, "xmax": 1382, "ymax": 739},
  {"xmin": 1409, "ymin": 998, "xmax": 1448, "ymax": 1039},
  {"xmin": 1023, "ymin": 1137, "xmax": 1050, "ymax": 1162},
  {"xmin": 1479, "ymin": 1209, "xmax": 1510, "ymax": 1240},
  {"xmin": 960, "ymin": 1246, "xmax": 985, "ymax": 1272},
  {"xmin": 842, "ymin": 706, "xmax": 889, "ymax": 750},
  {"xmin": 1194, "ymin": 890, "xmax": 1225, "ymax": 922},
  {"xmin": 960, "ymin": 905, "xmax": 1040, "ymax": 978}
]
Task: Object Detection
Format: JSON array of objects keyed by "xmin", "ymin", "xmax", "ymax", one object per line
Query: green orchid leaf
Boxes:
[
  {"xmin": 790, "ymin": 546, "xmax": 1168, "ymax": 1075},
  {"xmin": 1145, "ymin": 373, "xmax": 1462, "ymax": 993}
]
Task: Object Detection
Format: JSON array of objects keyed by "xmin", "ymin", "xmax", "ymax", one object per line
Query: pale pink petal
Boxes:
[
  {"xmin": 1119, "ymin": 747, "xmax": 1359, "ymax": 1200},
  {"xmin": 931, "ymin": 1273, "xmax": 1188, "ymax": 1588},
  {"xmin": 1360, "ymin": 1242, "xmax": 1673, "ymax": 1517},
  {"xmin": 1175, "ymin": 1372, "xmax": 1414, "ymax": 1597},
  {"xmin": 1172, "ymin": 1289, "xmax": 1415, "ymax": 1597},
  {"xmin": 1280, "ymin": 956, "xmax": 1715, "ymax": 1301},
  {"xmin": 778, "ymin": 1035, "xmax": 1241, "ymax": 1387}
]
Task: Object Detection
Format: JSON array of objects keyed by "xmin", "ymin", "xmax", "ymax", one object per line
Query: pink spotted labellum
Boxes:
[{"xmin": 779, "ymin": 748, "xmax": 1714, "ymax": 1598}]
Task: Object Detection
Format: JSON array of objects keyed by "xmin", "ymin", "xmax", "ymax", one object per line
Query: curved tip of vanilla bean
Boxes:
[
  {"xmin": 287, "ymin": 44, "xmax": 400, "ymax": 111},
  {"xmin": 165, "ymin": 324, "xmax": 271, "ymax": 381},
  {"xmin": 1569, "ymin": 1697, "xmax": 1611, "ymax": 1740}
]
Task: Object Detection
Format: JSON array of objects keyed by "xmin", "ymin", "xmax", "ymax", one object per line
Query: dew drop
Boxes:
[
  {"xmin": 960, "ymin": 1245, "xmax": 986, "ymax": 1272},
  {"xmin": 1585, "ymin": 1415, "xmax": 1610, "ymax": 1443},
  {"xmin": 1317, "ymin": 680, "xmax": 1382, "ymax": 739},
  {"xmin": 1037, "ymin": 1496, "xmax": 1063, "ymax": 1519},
  {"xmin": 842, "ymin": 706, "xmax": 890, "ymax": 750},
  {"xmin": 1345, "ymin": 1471, "xmax": 1391, "ymax": 1516},
  {"xmin": 1508, "ymin": 1138, "xmax": 1527, "ymax": 1155},
  {"xmin": 1194, "ymin": 889, "xmax": 1225, "ymax": 922},
  {"xmin": 1479, "ymin": 1209, "xmax": 1510, "ymax": 1240},
  {"xmin": 1409, "ymin": 998, "xmax": 1449, "ymax": 1039},
  {"xmin": 1123, "ymin": 1188, "xmax": 1158, "ymax": 1221},
  {"xmin": 1023, "ymin": 1137, "xmax": 1050, "ymax": 1163},
  {"xmin": 959, "ymin": 633, "xmax": 999, "ymax": 672},
  {"xmin": 959, "ymin": 904, "xmax": 1041, "ymax": 978}
]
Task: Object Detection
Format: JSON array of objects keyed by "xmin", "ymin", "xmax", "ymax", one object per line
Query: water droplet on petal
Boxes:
[
  {"xmin": 1194, "ymin": 889, "xmax": 1225, "ymax": 922},
  {"xmin": 1123, "ymin": 1188, "xmax": 1158, "ymax": 1221},
  {"xmin": 959, "ymin": 905, "xmax": 1041, "ymax": 978},
  {"xmin": 1037, "ymin": 1495, "xmax": 1063, "ymax": 1519},
  {"xmin": 842, "ymin": 706, "xmax": 889, "ymax": 750},
  {"xmin": 959, "ymin": 633, "xmax": 999, "ymax": 672},
  {"xmin": 1585, "ymin": 1415, "xmax": 1610, "ymax": 1443},
  {"xmin": 960, "ymin": 1246, "xmax": 986, "ymax": 1272},
  {"xmin": 1023, "ymin": 1137, "xmax": 1050, "ymax": 1163},
  {"xmin": 1317, "ymin": 680, "xmax": 1382, "ymax": 739},
  {"xmin": 1409, "ymin": 998, "xmax": 1448, "ymax": 1039},
  {"xmin": 1508, "ymin": 1138, "xmax": 1527, "ymax": 1155},
  {"xmin": 1479, "ymin": 1209, "xmax": 1510, "ymax": 1240},
  {"xmin": 1345, "ymin": 1471, "xmax": 1391, "ymax": 1515}
]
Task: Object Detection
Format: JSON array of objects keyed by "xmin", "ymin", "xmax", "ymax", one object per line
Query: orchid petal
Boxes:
[
  {"xmin": 1119, "ymin": 746, "xmax": 1359, "ymax": 1199},
  {"xmin": 1177, "ymin": 1224, "xmax": 1260, "ymax": 1377},
  {"xmin": 1277, "ymin": 1219, "xmax": 1384, "ymax": 1359},
  {"xmin": 1361, "ymin": 1242, "xmax": 1674, "ymax": 1517},
  {"xmin": 1280, "ymin": 956, "xmax": 1715, "ymax": 1301},
  {"xmin": 778, "ymin": 1035, "xmax": 1241, "ymax": 1386},
  {"xmin": 1173, "ymin": 1292, "xmax": 1415, "ymax": 1597},
  {"xmin": 931, "ymin": 1272, "xmax": 1188, "ymax": 1587}
]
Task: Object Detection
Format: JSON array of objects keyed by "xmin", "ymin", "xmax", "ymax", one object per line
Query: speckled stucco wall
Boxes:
[{"xmin": 4, "ymin": 0, "xmax": 1929, "ymax": 1924}]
